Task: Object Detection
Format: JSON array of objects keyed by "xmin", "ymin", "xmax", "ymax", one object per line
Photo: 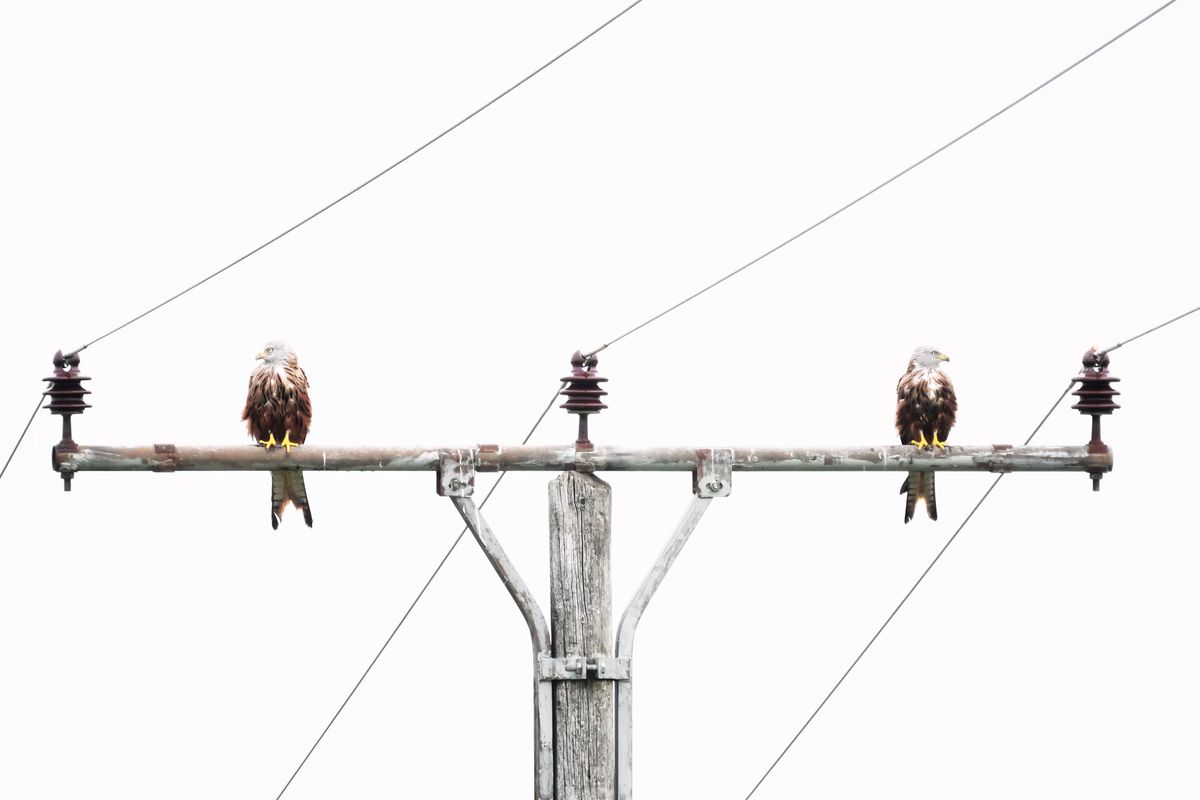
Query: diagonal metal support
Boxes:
[
  {"xmin": 614, "ymin": 449, "xmax": 731, "ymax": 800},
  {"xmin": 444, "ymin": 451, "xmax": 553, "ymax": 800}
]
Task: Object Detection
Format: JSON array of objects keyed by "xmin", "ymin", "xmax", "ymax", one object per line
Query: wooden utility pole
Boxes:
[{"xmin": 549, "ymin": 472, "xmax": 615, "ymax": 800}]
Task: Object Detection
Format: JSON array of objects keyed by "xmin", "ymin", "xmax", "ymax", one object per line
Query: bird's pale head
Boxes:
[
  {"xmin": 912, "ymin": 346, "xmax": 950, "ymax": 370},
  {"xmin": 256, "ymin": 340, "xmax": 294, "ymax": 365}
]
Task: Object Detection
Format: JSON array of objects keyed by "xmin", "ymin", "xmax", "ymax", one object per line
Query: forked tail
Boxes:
[
  {"xmin": 271, "ymin": 470, "xmax": 314, "ymax": 529},
  {"xmin": 900, "ymin": 471, "xmax": 937, "ymax": 523}
]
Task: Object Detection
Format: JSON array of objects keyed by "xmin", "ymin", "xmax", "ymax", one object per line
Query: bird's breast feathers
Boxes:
[
  {"xmin": 904, "ymin": 368, "xmax": 949, "ymax": 400},
  {"xmin": 270, "ymin": 364, "xmax": 293, "ymax": 388},
  {"xmin": 926, "ymin": 370, "xmax": 950, "ymax": 401},
  {"xmin": 250, "ymin": 363, "xmax": 304, "ymax": 394}
]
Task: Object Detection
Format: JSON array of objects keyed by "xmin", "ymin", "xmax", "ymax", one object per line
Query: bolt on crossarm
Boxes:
[{"xmin": 44, "ymin": 350, "xmax": 1118, "ymax": 799}]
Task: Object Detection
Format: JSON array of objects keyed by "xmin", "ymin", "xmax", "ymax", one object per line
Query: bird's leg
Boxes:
[
  {"xmin": 258, "ymin": 432, "xmax": 278, "ymax": 449},
  {"xmin": 909, "ymin": 432, "xmax": 929, "ymax": 449},
  {"xmin": 281, "ymin": 430, "xmax": 300, "ymax": 454},
  {"xmin": 932, "ymin": 433, "xmax": 948, "ymax": 449}
]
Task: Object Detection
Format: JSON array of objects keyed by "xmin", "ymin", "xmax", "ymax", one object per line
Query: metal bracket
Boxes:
[
  {"xmin": 436, "ymin": 449, "xmax": 476, "ymax": 496},
  {"xmin": 538, "ymin": 653, "xmax": 630, "ymax": 681},
  {"xmin": 693, "ymin": 447, "xmax": 733, "ymax": 497}
]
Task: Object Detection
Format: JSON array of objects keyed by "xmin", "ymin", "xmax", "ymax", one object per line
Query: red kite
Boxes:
[
  {"xmin": 243, "ymin": 341, "xmax": 313, "ymax": 529},
  {"xmin": 895, "ymin": 346, "xmax": 956, "ymax": 523}
]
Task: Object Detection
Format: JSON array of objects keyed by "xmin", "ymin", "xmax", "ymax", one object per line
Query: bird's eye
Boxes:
[{"xmin": 266, "ymin": 347, "xmax": 274, "ymax": 353}]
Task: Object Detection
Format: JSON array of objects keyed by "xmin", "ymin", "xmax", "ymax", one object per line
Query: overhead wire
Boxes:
[
  {"xmin": 0, "ymin": 0, "xmax": 1184, "ymax": 787},
  {"xmin": 742, "ymin": 475, "xmax": 1008, "ymax": 799},
  {"xmin": 0, "ymin": 0, "xmax": 646, "ymax": 489},
  {"xmin": 272, "ymin": 382, "xmax": 566, "ymax": 799},
  {"xmin": 1099, "ymin": 302, "xmax": 1200, "ymax": 356},
  {"xmin": 740, "ymin": 320, "xmax": 1198, "ymax": 796},
  {"xmin": 1, "ymin": 0, "xmax": 1187, "ymax": 792},
  {"xmin": 274, "ymin": 0, "xmax": 1186, "ymax": 790},
  {"xmin": 585, "ymin": 0, "xmax": 1181, "ymax": 359},
  {"xmin": 0, "ymin": 392, "xmax": 48, "ymax": 482},
  {"xmin": 2, "ymin": 0, "xmax": 1180, "ymax": 489},
  {"xmin": 741, "ymin": 380, "xmax": 1075, "ymax": 799},
  {"xmin": 66, "ymin": 0, "xmax": 646, "ymax": 359}
]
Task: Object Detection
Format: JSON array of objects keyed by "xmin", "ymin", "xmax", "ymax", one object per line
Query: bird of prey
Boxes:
[
  {"xmin": 242, "ymin": 341, "xmax": 313, "ymax": 529},
  {"xmin": 895, "ymin": 346, "xmax": 956, "ymax": 523}
]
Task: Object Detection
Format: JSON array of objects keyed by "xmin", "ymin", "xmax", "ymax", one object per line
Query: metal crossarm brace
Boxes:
[
  {"xmin": 442, "ymin": 451, "xmax": 555, "ymax": 800},
  {"xmin": 443, "ymin": 448, "xmax": 733, "ymax": 799},
  {"xmin": 614, "ymin": 448, "xmax": 732, "ymax": 800}
]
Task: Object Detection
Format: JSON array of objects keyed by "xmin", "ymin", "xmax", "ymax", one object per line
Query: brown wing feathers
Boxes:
[
  {"xmin": 934, "ymin": 376, "xmax": 957, "ymax": 444},
  {"xmin": 895, "ymin": 371, "xmax": 956, "ymax": 446},
  {"xmin": 242, "ymin": 361, "xmax": 311, "ymax": 444},
  {"xmin": 895, "ymin": 358, "xmax": 956, "ymax": 523},
  {"xmin": 244, "ymin": 353, "xmax": 313, "ymax": 528}
]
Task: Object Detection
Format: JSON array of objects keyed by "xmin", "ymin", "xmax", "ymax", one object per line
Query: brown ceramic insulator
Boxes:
[
  {"xmin": 560, "ymin": 350, "xmax": 608, "ymax": 415},
  {"xmin": 1071, "ymin": 348, "xmax": 1120, "ymax": 490},
  {"xmin": 43, "ymin": 350, "xmax": 92, "ymax": 425},
  {"xmin": 560, "ymin": 351, "xmax": 608, "ymax": 449},
  {"xmin": 44, "ymin": 350, "xmax": 91, "ymax": 490},
  {"xmin": 1070, "ymin": 348, "xmax": 1121, "ymax": 417}
]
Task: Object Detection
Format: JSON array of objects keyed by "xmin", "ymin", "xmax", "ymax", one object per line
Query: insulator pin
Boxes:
[
  {"xmin": 43, "ymin": 349, "xmax": 91, "ymax": 490},
  {"xmin": 1071, "ymin": 348, "xmax": 1119, "ymax": 491}
]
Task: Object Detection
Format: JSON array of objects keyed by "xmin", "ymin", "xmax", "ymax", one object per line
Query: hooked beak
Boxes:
[
  {"xmin": 939, "ymin": 353, "xmax": 950, "ymax": 362},
  {"xmin": 255, "ymin": 351, "xmax": 268, "ymax": 360}
]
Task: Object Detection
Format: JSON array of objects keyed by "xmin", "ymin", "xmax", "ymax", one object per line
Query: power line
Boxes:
[
  {"xmin": 741, "ymin": 477, "xmax": 1008, "ymax": 799},
  {"xmin": 266, "ymin": 281, "xmax": 1200, "ymax": 793},
  {"xmin": 273, "ymin": 383, "xmax": 565, "ymax": 798},
  {"xmin": 0, "ymin": 1, "xmax": 646, "ymax": 490},
  {"xmin": 738, "ymin": 304, "xmax": 1200, "ymax": 800},
  {"xmin": 5, "ymin": 0, "xmax": 1176, "ymax": 484},
  {"xmin": 274, "ymin": 491, "xmax": 478, "ymax": 800},
  {"xmin": 1100, "ymin": 302, "xmax": 1200, "ymax": 355},
  {"xmin": 276, "ymin": 1, "xmax": 1187, "ymax": 785},
  {"xmin": 741, "ymin": 381, "xmax": 1074, "ymax": 799},
  {"xmin": 0, "ymin": 392, "xmax": 46, "ymax": 482},
  {"xmin": 3, "ymin": 0, "xmax": 1185, "ymax": 792},
  {"xmin": 67, "ymin": 0, "xmax": 646, "ymax": 360},
  {"xmin": 1024, "ymin": 381, "xmax": 1077, "ymax": 445},
  {"xmin": 585, "ymin": 0, "xmax": 1181, "ymax": 359}
]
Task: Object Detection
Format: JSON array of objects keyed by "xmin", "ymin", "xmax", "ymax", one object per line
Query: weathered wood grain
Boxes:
[{"xmin": 549, "ymin": 472, "xmax": 615, "ymax": 800}]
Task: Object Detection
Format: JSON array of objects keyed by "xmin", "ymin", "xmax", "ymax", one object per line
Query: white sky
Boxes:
[{"xmin": 2, "ymin": 1, "xmax": 1198, "ymax": 797}]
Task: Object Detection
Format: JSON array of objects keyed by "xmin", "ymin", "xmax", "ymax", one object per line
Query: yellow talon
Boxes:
[
  {"xmin": 258, "ymin": 433, "xmax": 278, "ymax": 449},
  {"xmin": 932, "ymin": 433, "xmax": 948, "ymax": 449},
  {"xmin": 909, "ymin": 432, "xmax": 929, "ymax": 448},
  {"xmin": 281, "ymin": 430, "xmax": 300, "ymax": 454}
]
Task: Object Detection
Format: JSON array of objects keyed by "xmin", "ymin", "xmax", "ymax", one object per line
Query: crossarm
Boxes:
[{"xmin": 53, "ymin": 443, "xmax": 1112, "ymax": 474}]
